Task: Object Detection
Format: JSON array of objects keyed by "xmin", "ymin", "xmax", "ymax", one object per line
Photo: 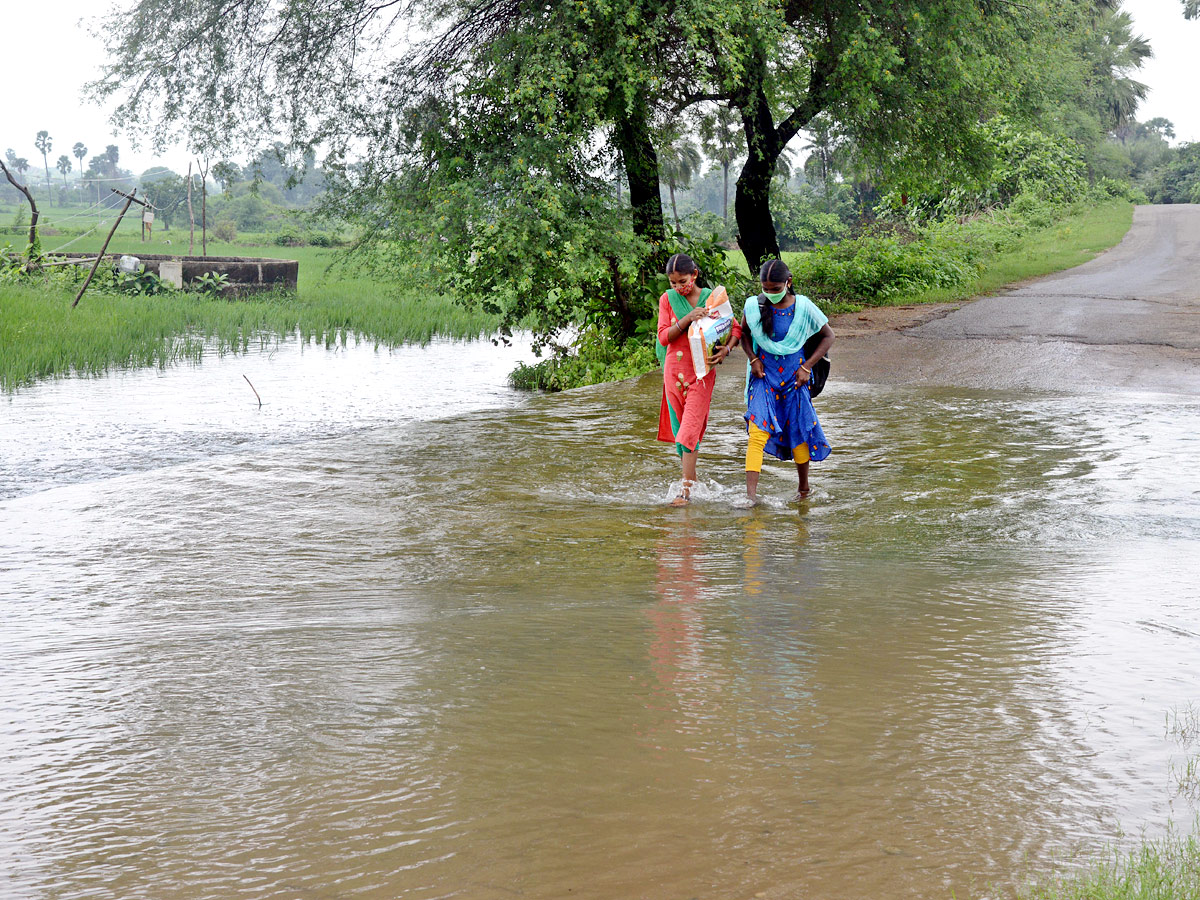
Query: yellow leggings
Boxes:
[{"xmin": 745, "ymin": 423, "xmax": 810, "ymax": 472}]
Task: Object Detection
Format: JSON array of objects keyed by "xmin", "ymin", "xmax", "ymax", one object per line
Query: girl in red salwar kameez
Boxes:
[{"xmin": 656, "ymin": 253, "xmax": 741, "ymax": 506}]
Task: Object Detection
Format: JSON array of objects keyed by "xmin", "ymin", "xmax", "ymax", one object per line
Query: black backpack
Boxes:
[{"xmin": 757, "ymin": 294, "xmax": 831, "ymax": 399}]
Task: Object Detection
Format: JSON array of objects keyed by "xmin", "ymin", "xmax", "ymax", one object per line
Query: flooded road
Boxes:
[{"xmin": 3, "ymin": 337, "xmax": 1199, "ymax": 899}]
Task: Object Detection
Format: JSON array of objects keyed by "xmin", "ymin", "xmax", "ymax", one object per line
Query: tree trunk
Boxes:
[
  {"xmin": 734, "ymin": 80, "xmax": 784, "ymax": 271},
  {"xmin": 0, "ymin": 160, "xmax": 41, "ymax": 255},
  {"xmin": 610, "ymin": 87, "xmax": 667, "ymax": 340},
  {"xmin": 732, "ymin": 50, "xmax": 830, "ymax": 272},
  {"xmin": 722, "ymin": 162, "xmax": 729, "ymax": 222},
  {"xmin": 612, "ymin": 88, "xmax": 666, "ymax": 251},
  {"xmin": 669, "ymin": 183, "xmax": 680, "ymax": 232},
  {"xmin": 187, "ymin": 163, "xmax": 195, "ymax": 256},
  {"xmin": 608, "ymin": 256, "xmax": 636, "ymax": 339}
]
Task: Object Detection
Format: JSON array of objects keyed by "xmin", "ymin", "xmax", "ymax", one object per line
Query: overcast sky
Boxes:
[{"xmin": 2, "ymin": 0, "xmax": 1198, "ymax": 180}]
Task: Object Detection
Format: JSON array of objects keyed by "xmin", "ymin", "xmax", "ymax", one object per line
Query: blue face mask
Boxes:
[{"xmin": 763, "ymin": 289, "xmax": 787, "ymax": 303}]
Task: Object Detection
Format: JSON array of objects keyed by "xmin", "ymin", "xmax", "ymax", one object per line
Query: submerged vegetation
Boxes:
[
  {"xmin": 1002, "ymin": 825, "xmax": 1200, "ymax": 900},
  {"xmin": 0, "ymin": 245, "xmax": 497, "ymax": 391}
]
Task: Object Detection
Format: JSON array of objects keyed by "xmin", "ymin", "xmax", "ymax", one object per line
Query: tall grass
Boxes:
[
  {"xmin": 1007, "ymin": 826, "xmax": 1200, "ymax": 900},
  {"xmin": 2, "ymin": 214, "xmax": 506, "ymax": 390},
  {"xmin": 0, "ymin": 278, "xmax": 497, "ymax": 391}
]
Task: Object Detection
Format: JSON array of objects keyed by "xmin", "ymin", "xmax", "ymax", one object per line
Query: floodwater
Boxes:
[{"xmin": 2, "ymin": 338, "xmax": 1199, "ymax": 900}]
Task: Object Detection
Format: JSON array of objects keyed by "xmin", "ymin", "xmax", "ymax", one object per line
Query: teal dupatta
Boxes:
[{"xmin": 742, "ymin": 294, "xmax": 827, "ymax": 401}]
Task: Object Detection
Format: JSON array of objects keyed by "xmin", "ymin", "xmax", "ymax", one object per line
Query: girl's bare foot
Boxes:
[
  {"xmin": 671, "ymin": 480, "xmax": 695, "ymax": 507},
  {"xmin": 790, "ymin": 488, "xmax": 812, "ymax": 503}
]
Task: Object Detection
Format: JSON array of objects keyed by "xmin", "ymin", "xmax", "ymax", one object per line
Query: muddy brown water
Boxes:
[{"xmin": 3, "ymin": 331, "xmax": 1199, "ymax": 900}]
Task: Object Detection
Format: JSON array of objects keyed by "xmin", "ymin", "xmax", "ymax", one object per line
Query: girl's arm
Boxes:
[
  {"xmin": 657, "ymin": 294, "xmax": 673, "ymax": 347},
  {"xmin": 797, "ymin": 324, "xmax": 835, "ymax": 387},
  {"xmin": 740, "ymin": 315, "xmax": 765, "ymax": 378},
  {"xmin": 658, "ymin": 294, "xmax": 703, "ymax": 346},
  {"xmin": 805, "ymin": 324, "xmax": 835, "ymax": 366}
]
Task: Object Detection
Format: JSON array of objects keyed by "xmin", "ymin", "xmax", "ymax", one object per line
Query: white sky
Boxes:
[{"xmin": 1, "ymin": 0, "xmax": 1198, "ymax": 181}]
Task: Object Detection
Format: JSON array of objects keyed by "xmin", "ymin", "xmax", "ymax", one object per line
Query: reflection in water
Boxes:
[{"xmin": 2, "ymin": 347, "xmax": 1200, "ymax": 900}]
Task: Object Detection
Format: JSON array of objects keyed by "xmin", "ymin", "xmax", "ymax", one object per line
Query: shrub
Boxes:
[
  {"xmin": 213, "ymin": 219, "xmax": 237, "ymax": 242},
  {"xmin": 792, "ymin": 224, "xmax": 978, "ymax": 304},
  {"xmin": 275, "ymin": 225, "xmax": 305, "ymax": 246},
  {"xmin": 509, "ymin": 328, "xmax": 658, "ymax": 392}
]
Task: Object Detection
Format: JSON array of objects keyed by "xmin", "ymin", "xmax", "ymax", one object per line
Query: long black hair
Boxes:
[{"xmin": 757, "ymin": 258, "xmax": 794, "ymax": 335}]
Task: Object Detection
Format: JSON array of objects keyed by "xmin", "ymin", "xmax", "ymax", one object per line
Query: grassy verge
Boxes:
[
  {"xmin": 902, "ymin": 198, "xmax": 1134, "ymax": 308},
  {"xmin": 1001, "ymin": 826, "xmax": 1200, "ymax": 900},
  {"xmin": 2, "ymin": 216, "xmax": 507, "ymax": 390}
]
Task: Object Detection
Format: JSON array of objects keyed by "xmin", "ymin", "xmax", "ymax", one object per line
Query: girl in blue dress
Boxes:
[{"xmin": 739, "ymin": 259, "xmax": 835, "ymax": 504}]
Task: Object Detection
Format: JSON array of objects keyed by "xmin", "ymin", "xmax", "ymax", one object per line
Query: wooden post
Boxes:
[
  {"xmin": 187, "ymin": 162, "xmax": 195, "ymax": 256},
  {"xmin": 72, "ymin": 188, "xmax": 143, "ymax": 308},
  {"xmin": 195, "ymin": 157, "xmax": 210, "ymax": 258}
]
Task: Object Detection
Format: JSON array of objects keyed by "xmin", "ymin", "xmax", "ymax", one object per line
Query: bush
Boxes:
[
  {"xmin": 509, "ymin": 328, "xmax": 658, "ymax": 391},
  {"xmin": 274, "ymin": 225, "xmax": 305, "ymax": 246},
  {"xmin": 212, "ymin": 219, "xmax": 237, "ymax": 242},
  {"xmin": 791, "ymin": 223, "xmax": 979, "ymax": 304}
]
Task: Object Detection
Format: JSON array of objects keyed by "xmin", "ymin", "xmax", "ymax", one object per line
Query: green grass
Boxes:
[
  {"xmin": 1001, "ymin": 826, "xmax": 1200, "ymax": 900},
  {"xmin": 893, "ymin": 199, "xmax": 1134, "ymax": 308},
  {"xmin": 2, "ymin": 210, "xmax": 507, "ymax": 391},
  {"xmin": 0, "ymin": 269, "xmax": 497, "ymax": 392},
  {"xmin": 722, "ymin": 199, "xmax": 1133, "ymax": 312}
]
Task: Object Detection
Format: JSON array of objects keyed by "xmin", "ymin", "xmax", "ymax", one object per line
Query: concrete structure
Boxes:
[{"xmin": 60, "ymin": 253, "xmax": 298, "ymax": 295}]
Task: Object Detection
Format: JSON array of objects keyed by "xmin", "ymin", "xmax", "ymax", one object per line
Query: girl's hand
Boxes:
[
  {"xmin": 707, "ymin": 343, "xmax": 730, "ymax": 368},
  {"xmin": 795, "ymin": 363, "xmax": 812, "ymax": 390},
  {"xmin": 749, "ymin": 356, "xmax": 765, "ymax": 379}
]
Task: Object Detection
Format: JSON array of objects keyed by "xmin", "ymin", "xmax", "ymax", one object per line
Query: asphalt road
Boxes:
[{"xmin": 835, "ymin": 204, "xmax": 1200, "ymax": 394}]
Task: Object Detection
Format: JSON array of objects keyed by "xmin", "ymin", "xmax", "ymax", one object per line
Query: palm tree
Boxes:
[
  {"xmin": 72, "ymin": 142, "xmax": 87, "ymax": 169},
  {"xmin": 659, "ymin": 137, "xmax": 702, "ymax": 232},
  {"xmin": 35, "ymin": 131, "xmax": 52, "ymax": 204},
  {"xmin": 1087, "ymin": 9, "xmax": 1151, "ymax": 131},
  {"xmin": 105, "ymin": 144, "xmax": 121, "ymax": 176},
  {"xmin": 699, "ymin": 105, "xmax": 745, "ymax": 223},
  {"xmin": 56, "ymin": 155, "xmax": 72, "ymax": 189},
  {"xmin": 802, "ymin": 117, "xmax": 843, "ymax": 212}
]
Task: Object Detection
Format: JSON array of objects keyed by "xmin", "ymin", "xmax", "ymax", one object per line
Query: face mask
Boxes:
[{"xmin": 763, "ymin": 289, "xmax": 787, "ymax": 303}]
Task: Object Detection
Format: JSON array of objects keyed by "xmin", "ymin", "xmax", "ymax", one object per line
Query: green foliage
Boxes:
[
  {"xmin": 275, "ymin": 225, "xmax": 305, "ymax": 246},
  {"xmin": 193, "ymin": 272, "xmax": 230, "ymax": 297},
  {"xmin": 508, "ymin": 328, "xmax": 658, "ymax": 392},
  {"xmin": 771, "ymin": 183, "xmax": 851, "ymax": 250},
  {"xmin": 511, "ymin": 229, "xmax": 752, "ymax": 392},
  {"xmin": 882, "ymin": 119, "xmax": 1089, "ymax": 222},
  {"xmin": 105, "ymin": 263, "xmax": 170, "ymax": 296},
  {"xmin": 793, "ymin": 225, "xmax": 979, "ymax": 304},
  {"xmin": 212, "ymin": 219, "xmax": 237, "ymax": 242},
  {"xmin": 1142, "ymin": 143, "xmax": 1200, "ymax": 205}
]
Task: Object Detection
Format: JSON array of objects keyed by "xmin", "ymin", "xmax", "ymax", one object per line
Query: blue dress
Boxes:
[{"xmin": 745, "ymin": 302, "xmax": 831, "ymax": 462}]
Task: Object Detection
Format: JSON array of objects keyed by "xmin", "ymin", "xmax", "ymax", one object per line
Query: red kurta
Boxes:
[{"xmin": 656, "ymin": 291, "xmax": 742, "ymax": 454}]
